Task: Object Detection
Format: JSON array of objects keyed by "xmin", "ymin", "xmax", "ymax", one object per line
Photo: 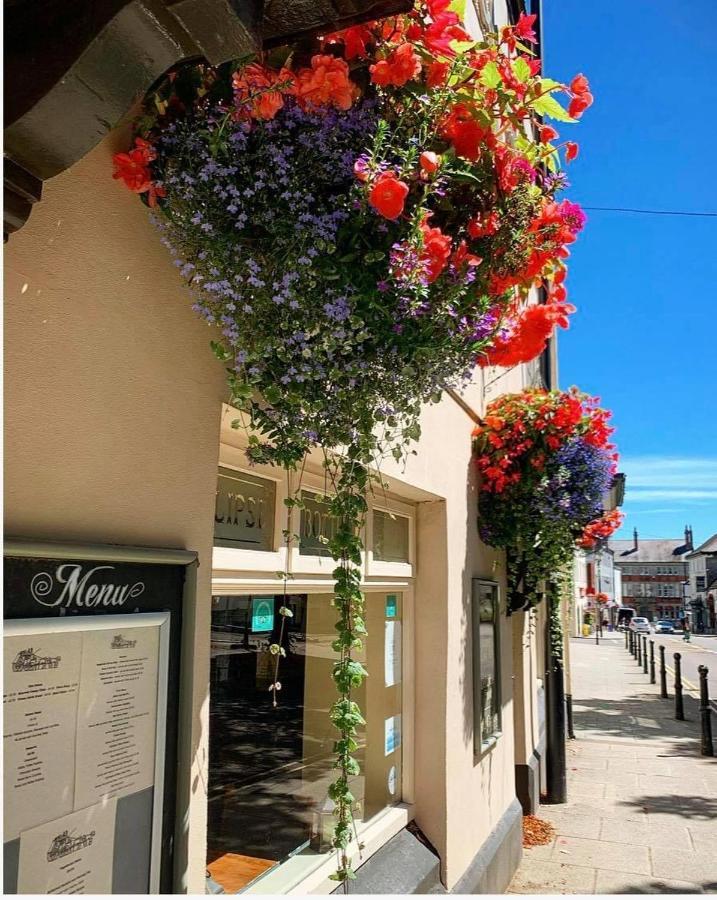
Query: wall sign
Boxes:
[
  {"xmin": 214, "ymin": 467, "xmax": 276, "ymax": 550},
  {"xmin": 251, "ymin": 597, "xmax": 275, "ymax": 633},
  {"xmin": 299, "ymin": 491, "xmax": 340, "ymax": 557},
  {"xmin": 3, "ymin": 541, "xmax": 193, "ymax": 895}
]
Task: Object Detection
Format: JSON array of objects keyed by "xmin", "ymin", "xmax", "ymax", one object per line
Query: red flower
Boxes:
[
  {"xmin": 419, "ymin": 151, "xmax": 441, "ymax": 173},
  {"xmin": 232, "ymin": 64, "xmax": 295, "ymax": 120},
  {"xmin": 539, "ymin": 125, "xmax": 558, "ymax": 143},
  {"xmin": 451, "ymin": 240, "xmax": 481, "ymax": 272},
  {"xmin": 514, "ymin": 12, "xmax": 538, "ymax": 43},
  {"xmin": 570, "ymin": 74, "xmax": 590, "ymax": 95},
  {"xmin": 112, "ymin": 137, "xmax": 157, "ymax": 194},
  {"xmin": 370, "ymin": 43, "xmax": 422, "ymax": 87},
  {"xmin": 468, "ymin": 211, "xmax": 500, "ymax": 238},
  {"xmin": 565, "ymin": 142, "xmax": 579, "ymax": 162},
  {"xmin": 326, "ymin": 24, "xmax": 373, "ymax": 59},
  {"xmin": 567, "ymin": 73, "xmax": 593, "ymax": 119},
  {"xmin": 426, "ymin": 61, "xmax": 450, "ymax": 87},
  {"xmin": 368, "ymin": 171, "xmax": 409, "ymax": 219},
  {"xmin": 441, "ymin": 103, "xmax": 489, "ymax": 161},
  {"xmin": 296, "ymin": 55, "xmax": 355, "ymax": 110},
  {"xmin": 420, "ymin": 221, "xmax": 452, "ymax": 282}
]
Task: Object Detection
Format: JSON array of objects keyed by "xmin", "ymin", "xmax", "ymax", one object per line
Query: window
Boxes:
[
  {"xmin": 472, "ymin": 579, "xmax": 501, "ymax": 751},
  {"xmin": 214, "ymin": 467, "xmax": 276, "ymax": 549},
  {"xmin": 207, "ymin": 592, "xmax": 403, "ymax": 892},
  {"xmin": 299, "ymin": 491, "xmax": 340, "ymax": 557},
  {"xmin": 372, "ymin": 510, "xmax": 410, "ymax": 563}
]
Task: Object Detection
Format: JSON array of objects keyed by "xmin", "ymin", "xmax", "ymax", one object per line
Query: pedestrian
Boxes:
[{"xmin": 683, "ymin": 618, "xmax": 691, "ymax": 643}]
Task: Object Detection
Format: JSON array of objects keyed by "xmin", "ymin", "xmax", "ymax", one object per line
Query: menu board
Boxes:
[{"xmin": 3, "ymin": 616, "xmax": 167, "ymax": 894}]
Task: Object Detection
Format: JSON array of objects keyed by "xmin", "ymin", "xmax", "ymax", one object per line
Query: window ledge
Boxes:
[{"xmin": 242, "ymin": 804, "xmax": 413, "ymax": 895}]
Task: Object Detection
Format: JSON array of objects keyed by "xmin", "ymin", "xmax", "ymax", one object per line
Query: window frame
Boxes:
[{"xmin": 472, "ymin": 578, "xmax": 502, "ymax": 755}]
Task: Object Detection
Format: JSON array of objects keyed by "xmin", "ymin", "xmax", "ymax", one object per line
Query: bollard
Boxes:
[
  {"xmin": 674, "ymin": 653, "xmax": 685, "ymax": 721},
  {"xmin": 631, "ymin": 630, "xmax": 636, "ymax": 656},
  {"xmin": 642, "ymin": 635, "xmax": 648, "ymax": 674},
  {"xmin": 637, "ymin": 635, "xmax": 642, "ymax": 666},
  {"xmin": 698, "ymin": 666, "xmax": 714, "ymax": 757},
  {"xmin": 649, "ymin": 640, "xmax": 656, "ymax": 684},
  {"xmin": 659, "ymin": 645, "xmax": 668, "ymax": 698},
  {"xmin": 625, "ymin": 629, "xmax": 629, "ymax": 650}
]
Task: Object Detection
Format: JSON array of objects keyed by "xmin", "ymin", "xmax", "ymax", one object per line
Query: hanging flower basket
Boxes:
[
  {"xmin": 472, "ymin": 388, "xmax": 622, "ymax": 614},
  {"xmin": 113, "ymin": 0, "xmax": 593, "ymax": 880}
]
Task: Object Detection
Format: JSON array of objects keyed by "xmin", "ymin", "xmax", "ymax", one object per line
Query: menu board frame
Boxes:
[{"xmin": 3, "ymin": 539, "xmax": 196, "ymax": 894}]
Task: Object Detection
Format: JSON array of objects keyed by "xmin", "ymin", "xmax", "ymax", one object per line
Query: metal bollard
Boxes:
[
  {"xmin": 625, "ymin": 630, "xmax": 629, "ymax": 650},
  {"xmin": 642, "ymin": 635, "xmax": 648, "ymax": 674},
  {"xmin": 659, "ymin": 645, "xmax": 668, "ymax": 698},
  {"xmin": 649, "ymin": 640, "xmax": 656, "ymax": 684},
  {"xmin": 674, "ymin": 653, "xmax": 685, "ymax": 721},
  {"xmin": 629, "ymin": 630, "xmax": 634, "ymax": 654},
  {"xmin": 698, "ymin": 666, "xmax": 714, "ymax": 757},
  {"xmin": 637, "ymin": 635, "xmax": 642, "ymax": 666}
]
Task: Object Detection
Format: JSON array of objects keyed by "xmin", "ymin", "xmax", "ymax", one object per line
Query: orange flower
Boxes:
[
  {"xmin": 370, "ymin": 43, "xmax": 422, "ymax": 87},
  {"xmin": 368, "ymin": 171, "xmax": 409, "ymax": 220},
  {"xmin": 232, "ymin": 64, "xmax": 294, "ymax": 120},
  {"xmin": 296, "ymin": 55, "xmax": 355, "ymax": 110}
]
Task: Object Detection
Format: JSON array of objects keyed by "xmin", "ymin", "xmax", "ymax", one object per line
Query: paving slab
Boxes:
[{"xmin": 508, "ymin": 634, "xmax": 717, "ymax": 895}]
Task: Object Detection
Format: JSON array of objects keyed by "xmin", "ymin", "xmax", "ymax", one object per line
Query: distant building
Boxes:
[
  {"xmin": 686, "ymin": 533, "xmax": 717, "ymax": 632},
  {"xmin": 609, "ymin": 528, "xmax": 692, "ymax": 621}
]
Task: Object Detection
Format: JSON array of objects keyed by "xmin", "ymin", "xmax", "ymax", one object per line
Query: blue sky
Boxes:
[{"xmin": 543, "ymin": 0, "xmax": 717, "ymax": 548}]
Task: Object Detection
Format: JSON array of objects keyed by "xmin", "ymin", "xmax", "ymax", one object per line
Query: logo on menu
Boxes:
[
  {"xmin": 12, "ymin": 647, "xmax": 61, "ymax": 672},
  {"xmin": 30, "ymin": 564, "xmax": 145, "ymax": 610},
  {"xmin": 110, "ymin": 634, "xmax": 137, "ymax": 649},
  {"xmin": 47, "ymin": 830, "xmax": 96, "ymax": 862}
]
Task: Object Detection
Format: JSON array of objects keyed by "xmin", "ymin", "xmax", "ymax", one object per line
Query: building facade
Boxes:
[
  {"xmin": 685, "ymin": 533, "xmax": 717, "ymax": 633},
  {"xmin": 3, "ymin": 3, "xmax": 558, "ymax": 894},
  {"xmin": 609, "ymin": 529, "xmax": 692, "ymax": 622}
]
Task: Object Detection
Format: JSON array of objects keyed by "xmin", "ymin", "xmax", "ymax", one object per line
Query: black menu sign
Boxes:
[{"xmin": 3, "ymin": 541, "xmax": 194, "ymax": 895}]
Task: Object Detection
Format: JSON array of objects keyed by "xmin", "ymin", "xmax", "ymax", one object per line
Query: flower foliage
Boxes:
[
  {"xmin": 112, "ymin": 1, "xmax": 592, "ymax": 469},
  {"xmin": 472, "ymin": 389, "xmax": 622, "ymax": 612}
]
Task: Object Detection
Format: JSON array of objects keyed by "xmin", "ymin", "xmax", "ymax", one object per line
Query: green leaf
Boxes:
[
  {"xmin": 533, "ymin": 93, "xmax": 576, "ymax": 123},
  {"xmin": 513, "ymin": 57, "xmax": 531, "ymax": 83},
  {"xmin": 480, "ymin": 61, "xmax": 501, "ymax": 90}
]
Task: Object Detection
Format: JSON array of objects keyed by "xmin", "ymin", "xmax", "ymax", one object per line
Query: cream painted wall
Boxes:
[{"xmin": 4, "ymin": 133, "xmax": 228, "ymax": 893}]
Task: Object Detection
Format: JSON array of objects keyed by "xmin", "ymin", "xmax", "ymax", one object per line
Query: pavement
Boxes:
[{"xmin": 508, "ymin": 633, "xmax": 717, "ymax": 895}]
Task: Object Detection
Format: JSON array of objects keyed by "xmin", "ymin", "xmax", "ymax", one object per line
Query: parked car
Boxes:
[
  {"xmin": 629, "ymin": 617, "xmax": 651, "ymax": 634},
  {"xmin": 653, "ymin": 620, "xmax": 675, "ymax": 634}
]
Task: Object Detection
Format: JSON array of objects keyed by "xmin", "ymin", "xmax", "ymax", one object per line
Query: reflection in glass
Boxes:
[{"xmin": 207, "ymin": 593, "xmax": 402, "ymax": 892}]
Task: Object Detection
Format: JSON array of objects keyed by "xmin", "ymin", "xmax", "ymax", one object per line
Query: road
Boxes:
[{"xmin": 656, "ymin": 632, "xmax": 717, "ymax": 710}]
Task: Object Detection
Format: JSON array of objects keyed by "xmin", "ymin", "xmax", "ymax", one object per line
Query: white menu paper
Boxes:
[
  {"xmin": 17, "ymin": 798, "xmax": 117, "ymax": 894},
  {"xmin": 74, "ymin": 627, "xmax": 159, "ymax": 810},
  {"xmin": 3, "ymin": 632, "xmax": 81, "ymax": 841}
]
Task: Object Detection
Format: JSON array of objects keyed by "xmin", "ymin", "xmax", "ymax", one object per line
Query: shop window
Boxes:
[
  {"xmin": 472, "ymin": 579, "xmax": 501, "ymax": 752},
  {"xmin": 214, "ymin": 467, "xmax": 276, "ymax": 550},
  {"xmin": 299, "ymin": 492, "xmax": 340, "ymax": 557},
  {"xmin": 207, "ymin": 592, "xmax": 403, "ymax": 892},
  {"xmin": 373, "ymin": 510, "xmax": 410, "ymax": 563}
]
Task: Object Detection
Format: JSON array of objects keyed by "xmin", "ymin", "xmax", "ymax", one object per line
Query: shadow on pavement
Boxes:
[{"xmin": 618, "ymin": 793, "xmax": 717, "ymax": 820}]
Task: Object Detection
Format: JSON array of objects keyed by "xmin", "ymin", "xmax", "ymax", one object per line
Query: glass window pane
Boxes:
[
  {"xmin": 214, "ymin": 468, "xmax": 276, "ymax": 549},
  {"xmin": 207, "ymin": 592, "xmax": 402, "ymax": 892},
  {"xmin": 472, "ymin": 580, "xmax": 501, "ymax": 751},
  {"xmin": 373, "ymin": 511, "xmax": 410, "ymax": 563},
  {"xmin": 299, "ymin": 492, "xmax": 339, "ymax": 557}
]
